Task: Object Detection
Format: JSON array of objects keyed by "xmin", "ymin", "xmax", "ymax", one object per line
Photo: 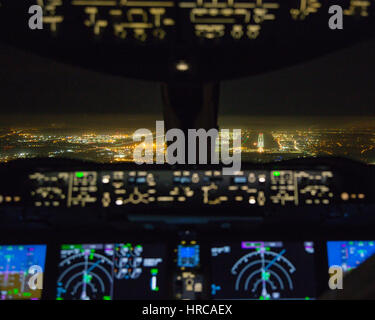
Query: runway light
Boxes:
[{"xmin": 176, "ymin": 61, "xmax": 189, "ymax": 72}]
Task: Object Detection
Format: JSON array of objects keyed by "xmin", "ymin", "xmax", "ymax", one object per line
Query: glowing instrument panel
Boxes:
[
  {"xmin": 1, "ymin": 0, "xmax": 374, "ymax": 42},
  {"xmin": 25, "ymin": 169, "xmax": 341, "ymax": 208},
  {"xmin": 1, "ymin": 0, "xmax": 374, "ymax": 80},
  {"xmin": 36, "ymin": 0, "xmax": 177, "ymax": 41},
  {"xmin": 11, "ymin": 168, "xmax": 368, "ymax": 210}
]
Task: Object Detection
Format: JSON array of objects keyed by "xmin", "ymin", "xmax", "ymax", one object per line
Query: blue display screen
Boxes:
[
  {"xmin": 0, "ymin": 244, "xmax": 47, "ymax": 300},
  {"xmin": 327, "ymin": 241, "xmax": 375, "ymax": 272},
  {"xmin": 177, "ymin": 245, "xmax": 200, "ymax": 268}
]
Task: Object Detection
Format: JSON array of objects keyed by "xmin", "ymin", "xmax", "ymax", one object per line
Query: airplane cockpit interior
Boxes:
[{"xmin": 0, "ymin": 0, "xmax": 374, "ymax": 302}]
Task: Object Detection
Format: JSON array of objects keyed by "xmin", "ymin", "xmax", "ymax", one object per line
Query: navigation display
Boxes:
[
  {"xmin": 210, "ymin": 241, "xmax": 316, "ymax": 300},
  {"xmin": 56, "ymin": 243, "xmax": 166, "ymax": 300}
]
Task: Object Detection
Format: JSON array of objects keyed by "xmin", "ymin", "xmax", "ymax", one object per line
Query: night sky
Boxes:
[{"xmin": 0, "ymin": 37, "xmax": 374, "ymax": 123}]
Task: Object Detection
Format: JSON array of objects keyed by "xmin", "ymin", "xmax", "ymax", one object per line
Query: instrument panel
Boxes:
[
  {"xmin": 1, "ymin": 1, "xmax": 375, "ymax": 80},
  {"xmin": 2, "ymin": 167, "xmax": 369, "ymax": 211},
  {"xmin": 27, "ymin": 169, "xmax": 338, "ymax": 208},
  {"xmin": 0, "ymin": 159, "xmax": 374, "ymax": 300},
  {"xmin": 1, "ymin": 238, "xmax": 375, "ymax": 300},
  {"xmin": 0, "ymin": 158, "xmax": 372, "ymax": 228},
  {"xmin": 2, "ymin": 0, "xmax": 374, "ymax": 42}
]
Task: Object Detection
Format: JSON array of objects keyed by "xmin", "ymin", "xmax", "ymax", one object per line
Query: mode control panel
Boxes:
[{"xmin": 15, "ymin": 168, "xmax": 370, "ymax": 210}]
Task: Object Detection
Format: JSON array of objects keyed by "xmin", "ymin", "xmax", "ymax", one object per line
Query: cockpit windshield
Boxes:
[{"xmin": 0, "ymin": 40, "xmax": 374, "ymax": 164}]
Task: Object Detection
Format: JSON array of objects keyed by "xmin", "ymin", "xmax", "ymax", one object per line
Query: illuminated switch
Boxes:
[
  {"xmin": 192, "ymin": 173, "xmax": 199, "ymax": 183},
  {"xmin": 249, "ymin": 196, "xmax": 256, "ymax": 204},
  {"xmin": 341, "ymin": 192, "xmax": 349, "ymax": 201},
  {"xmin": 257, "ymin": 191, "xmax": 266, "ymax": 206},
  {"xmin": 194, "ymin": 283, "xmax": 202, "ymax": 293},
  {"xmin": 248, "ymin": 173, "xmax": 256, "ymax": 183},
  {"xmin": 102, "ymin": 176, "xmax": 110, "ymax": 184}
]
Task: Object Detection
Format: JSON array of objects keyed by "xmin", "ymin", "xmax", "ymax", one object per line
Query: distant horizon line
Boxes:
[{"xmin": 0, "ymin": 114, "xmax": 373, "ymax": 130}]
